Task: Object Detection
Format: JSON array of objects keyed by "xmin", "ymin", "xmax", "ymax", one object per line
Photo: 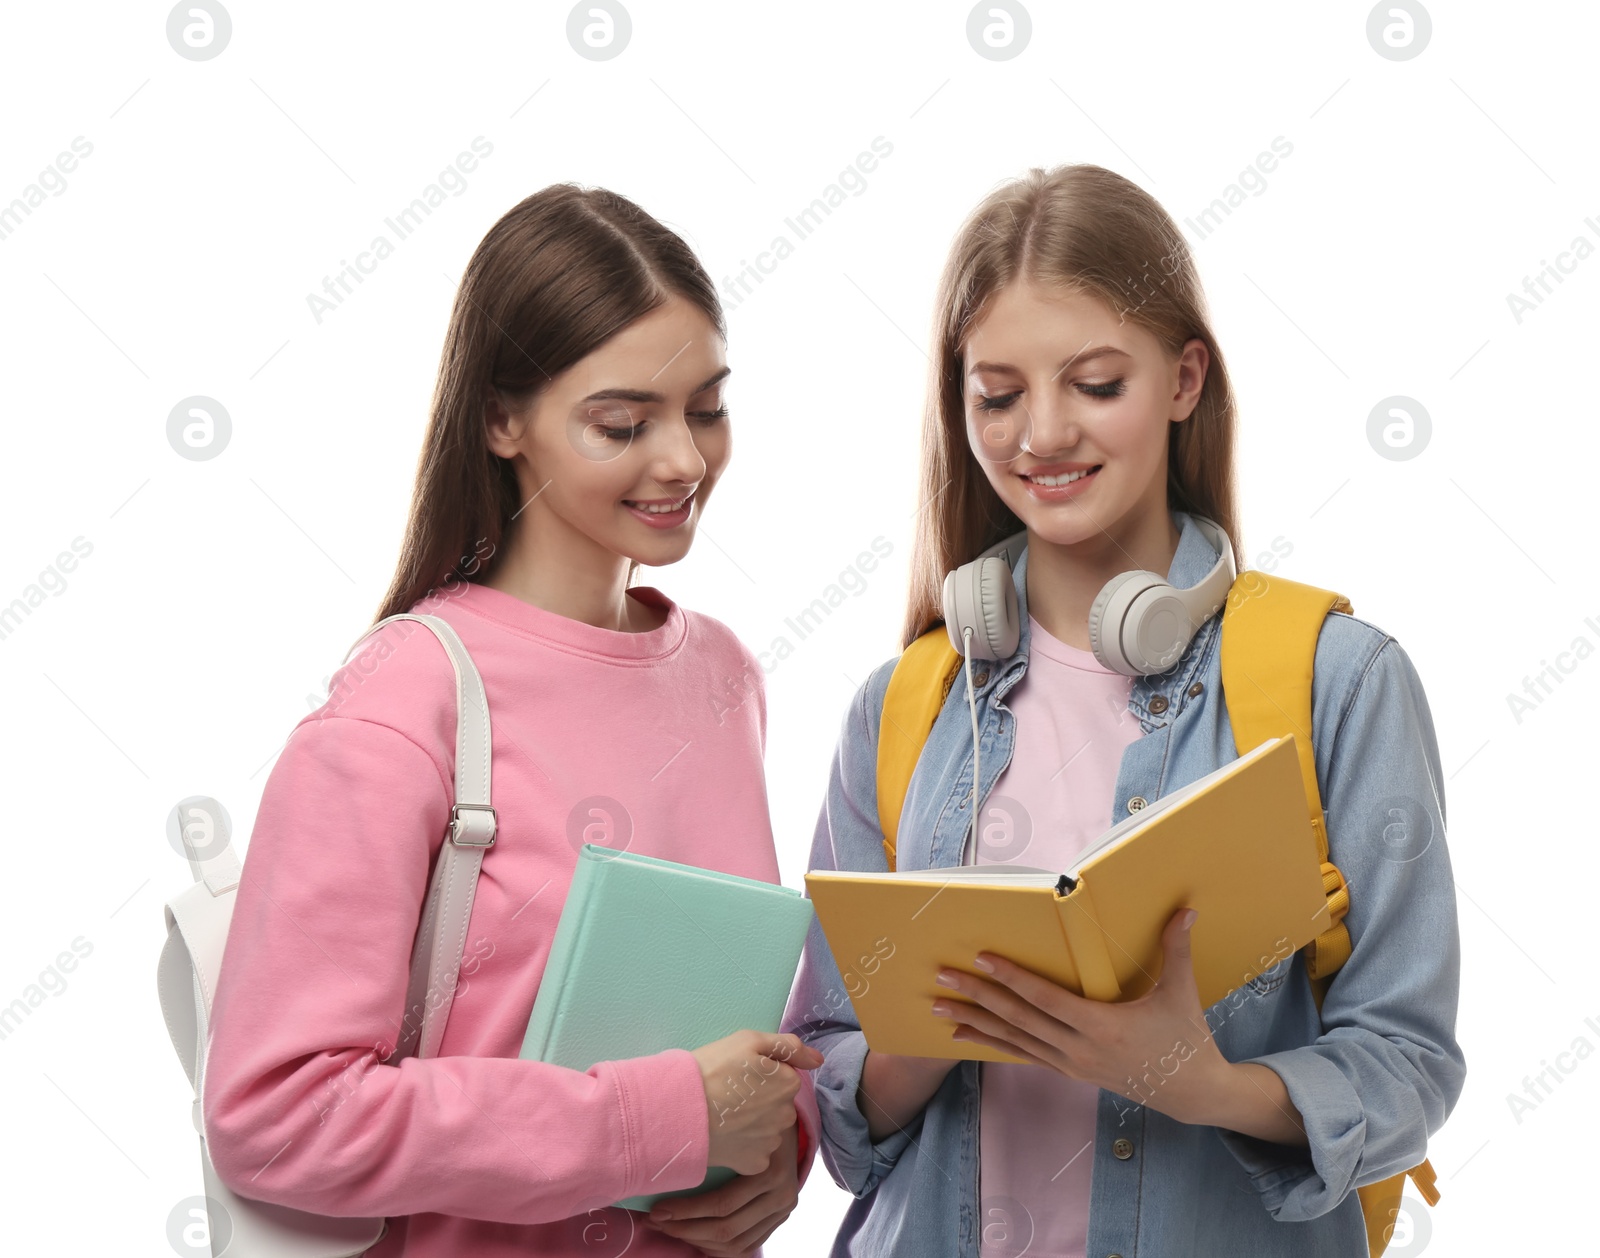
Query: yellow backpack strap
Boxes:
[
  {"xmin": 1361, "ymin": 1156, "xmax": 1441, "ymax": 1256},
  {"xmin": 1219, "ymin": 572, "xmax": 1355, "ymax": 989},
  {"xmin": 1220, "ymin": 573, "xmax": 1440, "ymax": 1248},
  {"xmin": 875, "ymin": 628, "xmax": 962, "ymax": 871}
]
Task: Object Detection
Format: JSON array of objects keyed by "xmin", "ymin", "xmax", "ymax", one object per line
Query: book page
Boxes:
[{"xmin": 806, "ymin": 865, "xmax": 1059, "ymax": 885}]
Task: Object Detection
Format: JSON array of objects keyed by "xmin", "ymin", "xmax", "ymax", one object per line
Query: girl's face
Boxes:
[
  {"xmin": 487, "ymin": 294, "xmax": 731, "ymax": 569},
  {"xmin": 960, "ymin": 278, "xmax": 1207, "ymax": 548}
]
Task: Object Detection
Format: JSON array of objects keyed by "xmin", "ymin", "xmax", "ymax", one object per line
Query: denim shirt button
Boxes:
[
  {"xmin": 1127, "ymin": 796, "xmax": 1147, "ymax": 813},
  {"xmin": 1188, "ymin": 680, "xmax": 1204, "ymax": 697},
  {"xmin": 973, "ymin": 669, "xmax": 989, "ymax": 686},
  {"xmin": 1112, "ymin": 1137, "xmax": 1134, "ymax": 1159},
  {"xmin": 1148, "ymin": 694, "xmax": 1169, "ymax": 715}
]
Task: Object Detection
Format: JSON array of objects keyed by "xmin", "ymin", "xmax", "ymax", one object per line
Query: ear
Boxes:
[
  {"xmin": 1171, "ymin": 338, "xmax": 1209, "ymax": 423},
  {"xmin": 483, "ymin": 387, "xmax": 529, "ymax": 459}
]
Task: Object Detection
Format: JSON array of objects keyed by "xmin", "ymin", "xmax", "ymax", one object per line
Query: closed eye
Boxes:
[
  {"xmin": 976, "ymin": 392, "xmax": 1022, "ymax": 413},
  {"xmin": 591, "ymin": 405, "xmax": 729, "ymax": 440},
  {"xmin": 974, "ymin": 379, "xmax": 1125, "ymax": 411}
]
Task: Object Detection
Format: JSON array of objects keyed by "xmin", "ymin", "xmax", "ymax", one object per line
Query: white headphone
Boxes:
[
  {"xmin": 939, "ymin": 514, "xmax": 1237, "ymax": 861},
  {"xmin": 940, "ymin": 514, "xmax": 1237, "ymax": 675}
]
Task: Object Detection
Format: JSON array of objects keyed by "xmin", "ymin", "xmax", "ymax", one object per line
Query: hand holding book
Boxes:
[
  {"xmin": 928, "ymin": 903, "xmax": 1311, "ymax": 1145},
  {"xmin": 518, "ymin": 845, "xmax": 818, "ymax": 1210},
  {"xmin": 688, "ymin": 1028, "xmax": 821, "ymax": 1175},
  {"xmin": 935, "ymin": 905, "xmax": 1224, "ymax": 1108},
  {"xmin": 807, "ymin": 736, "xmax": 1330, "ymax": 1064},
  {"xmin": 643, "ymin": 1116, "xmax": 805, "ymax": 1255}
]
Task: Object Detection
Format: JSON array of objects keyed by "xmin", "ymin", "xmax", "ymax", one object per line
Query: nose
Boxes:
[
  {"xmin": 651, "ymin": 411, "xmax": 709, "ymax": 489},
  {"xmin": 1019, "ymin": 392, "xmax": 1082, "ymax": 457}
]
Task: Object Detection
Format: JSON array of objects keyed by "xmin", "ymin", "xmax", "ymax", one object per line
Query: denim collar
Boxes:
[{"xmin": 980, "ymin": 509, "xmax": 1225, "ymax": 732}]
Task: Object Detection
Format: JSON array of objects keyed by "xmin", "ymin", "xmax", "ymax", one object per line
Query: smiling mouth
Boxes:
[
  {"xmin": 1021, "ymin": 465, "xmax": 1101, "ymax": 486},
  {"xmin": 623, "ymin": 492, "xmax": 694, "ymax": 514}
]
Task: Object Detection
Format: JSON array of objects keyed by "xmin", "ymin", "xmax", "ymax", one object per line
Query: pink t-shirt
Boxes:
[
  {"xmin": 203, "ymin": 579, "xmax": 820, "ymax": 1257},
  {"xmin": 965, "ymin": 614, "xmax": 1141, "ymax": 1258}
]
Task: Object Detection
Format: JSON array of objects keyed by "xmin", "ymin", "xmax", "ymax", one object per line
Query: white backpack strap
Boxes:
[
  {"xmin": 155, "ymin": 608, "xmax": 498, "ymax": 1101},
  {"xmin": 343, "ymin": 612, "xmax": 496, "ymax": 1061}
]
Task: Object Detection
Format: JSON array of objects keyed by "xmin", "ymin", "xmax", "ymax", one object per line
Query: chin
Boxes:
[
  {"xmin": 1009, "ymin": 504, "xmax": 1106, "ymax": 546},
  {"xmin": 627, "ymin": 535, "xmax": 696, "ymax": 568}
]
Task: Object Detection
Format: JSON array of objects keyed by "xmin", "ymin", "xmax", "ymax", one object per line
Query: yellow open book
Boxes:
[{"xmin": 805, "ymin": 735, "xmax": 1333, "ymax": 1063}]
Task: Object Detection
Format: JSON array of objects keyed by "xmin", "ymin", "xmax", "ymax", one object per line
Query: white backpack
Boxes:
[{"xmin": 157, "ymin": 613, "xmax": 500, "ymax": 1256}]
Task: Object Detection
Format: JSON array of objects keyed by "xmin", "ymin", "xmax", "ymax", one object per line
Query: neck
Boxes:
[
  {"xmin": 483, "ymin": 508, "xmax": 649, "ymax": 632},
  {"xmin": 1024, "ymin": 507, "xmax": 1181, "ymax": 652}
]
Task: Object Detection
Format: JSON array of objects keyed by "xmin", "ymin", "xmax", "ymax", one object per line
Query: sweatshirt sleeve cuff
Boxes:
[
  {"xmin": 607, "ymin": 1048, "xmax": 710, "ymax": 1200},
  {"xmin": 795, "ymin": 1069, "xmax": 821, "ymax": 1185}
]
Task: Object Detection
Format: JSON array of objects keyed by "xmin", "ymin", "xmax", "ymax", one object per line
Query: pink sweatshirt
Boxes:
[
  {"xmin": 203, "ymin": 579, "xmax": 821, "ymax": 1256},
  {"xmin": 966, "ymin": 614, "xmax": 1142, "ymax": 1258}
]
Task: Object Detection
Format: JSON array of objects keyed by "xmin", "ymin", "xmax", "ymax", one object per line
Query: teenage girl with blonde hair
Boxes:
[{"xmin": 785, "ymin": 163, "xmax": 1465, "ymax": 1257}]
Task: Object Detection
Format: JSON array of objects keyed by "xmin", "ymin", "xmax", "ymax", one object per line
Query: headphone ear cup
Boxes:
[
  {"xmin": 1088, "ymin": 570, "xmax": 1164, "ymax": 675},
  {"xmin": 1121, "ymin": 584, "xmax": 1194, "ymax": 674},
  {"xmin": 942, "ymin": 556, "xmax": 1019, "ymax": 659},
  {"xmin": 974, "ymin": 556, "xmax": 1019, "ymax": 659},
  {"xmin": 1085, "ymin": 517, "xmax": 1240, "ymax": 677},
  {"xmin": 941, "ymin": 567, "xmax": 968, "ymax": 654}
]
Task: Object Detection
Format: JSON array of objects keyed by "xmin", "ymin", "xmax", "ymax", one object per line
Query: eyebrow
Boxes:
[
  {"xmin": 967, "ymin": 345, "xmax": 1132, "ymax": 376},
  {"xmin": 579, "ymin": 365, "xmax": 731, "ymax": 405}
]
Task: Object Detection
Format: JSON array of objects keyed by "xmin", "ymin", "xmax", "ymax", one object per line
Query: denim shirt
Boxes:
[{"xmin": 781, "ymin": 509, "xmax": 1466, "ymax": 1257}]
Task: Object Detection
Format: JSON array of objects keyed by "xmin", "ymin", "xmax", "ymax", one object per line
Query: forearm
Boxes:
[
  {"xmin": 1191, "ymin": 1060, "xmax": 1309, "ymax": 1148},
  {"xmin": 857, "ymin": 1049, "xmax": 957, "ymax": 1143},
  {"xmin": 205, "ymin": 1046, "xmax": 713, "ymax": 1222}
]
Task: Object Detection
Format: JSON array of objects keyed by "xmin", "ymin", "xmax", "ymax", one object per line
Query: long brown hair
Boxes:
[
  {"xmin": 372, "ymin": 184, "xmax": 724, "ymax": 626},
  {"xmin": 900, "ymin": 163, "xmax": 1242, "ymax": 650}
]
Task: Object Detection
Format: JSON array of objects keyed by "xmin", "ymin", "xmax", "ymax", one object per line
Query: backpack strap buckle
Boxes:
[
  {"xmin": 1319, "ymin": 858, "xmax": 1352, "ymax": 925},
  {"xmin": 1410, "ymin": 1157, "xmax": 1441, "ymax": 1206},
  {"xmin": 1305, "ymin": 858, "xmax": 1354, "ymax": 982},
  {"xmin": 449, "ymin": 803, "xmax": 498, "ymax": 847}
]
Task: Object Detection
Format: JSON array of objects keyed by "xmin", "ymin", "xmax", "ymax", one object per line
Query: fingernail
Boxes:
[
  {"xmin": 931, "ymin": 1002, "xmax": 951, "ymax": 1017},
  {"xmin": 1182, "ymin": 908, "xmax": 1197, "ymax": 928},
  {"xmin": 934, "ymin": 972, "xmax": 958, "ymax": 987},
  {"xmin": 972, "ymin": 957, "xmax": 995, "ymax": 973}
]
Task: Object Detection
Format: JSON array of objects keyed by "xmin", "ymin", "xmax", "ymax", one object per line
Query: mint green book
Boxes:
[{"xmin": 519, "ymin": 843, "xmax": 816, "ymax": 1212}]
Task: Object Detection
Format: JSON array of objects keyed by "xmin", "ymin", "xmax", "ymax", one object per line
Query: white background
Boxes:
[{"xmin": 1, "ymin": 1, "xmax": 1594, "ymax": 1254}]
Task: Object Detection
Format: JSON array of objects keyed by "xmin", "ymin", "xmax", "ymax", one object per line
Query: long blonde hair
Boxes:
[{"xmin": 900, "ymin": 163, "xmax": 1243, "ymax": 649}]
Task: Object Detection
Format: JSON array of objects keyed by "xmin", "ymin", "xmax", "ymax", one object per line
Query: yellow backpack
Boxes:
[{"xmin": 873, "ymin": 571, "xmax": 1439, "ymax": 1256}]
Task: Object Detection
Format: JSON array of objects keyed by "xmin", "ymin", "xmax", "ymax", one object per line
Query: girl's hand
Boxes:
[
  {"xmin": 930, "ymin": 906, "xmax": 1227, "ymax": 1124},
  {"xmin": 642, "ymin": 1122, "xmax": 799, "ymax": 1257},
  {"xmin": 690, "ymin": 1030, "xmax": 822, "ymax": 1175}
]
